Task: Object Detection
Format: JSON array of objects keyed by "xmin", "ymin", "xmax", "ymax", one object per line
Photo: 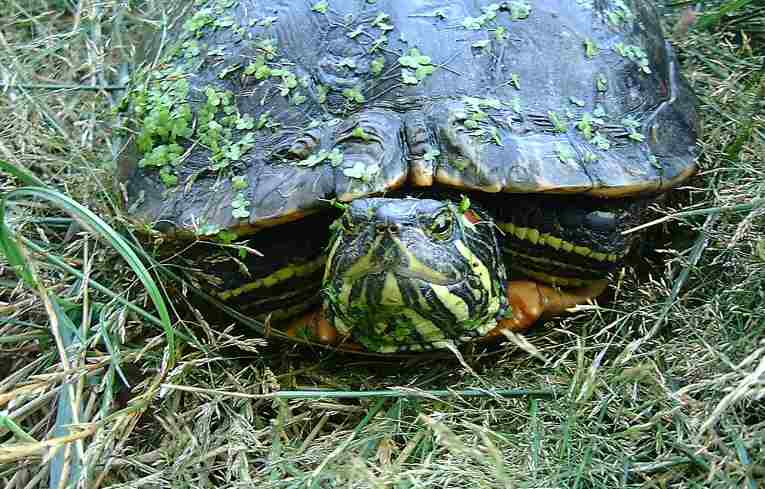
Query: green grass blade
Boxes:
[
  {"xmin": 697, "ymin": 0, "xmax": 757, "ymax": 30},
  {"xmin": 0, "ymin": 160, "xmax": 49, "ymax": 188},
  {"xmin": 0, "ymin": 185, "xmax": 177, "ymax": 363}
]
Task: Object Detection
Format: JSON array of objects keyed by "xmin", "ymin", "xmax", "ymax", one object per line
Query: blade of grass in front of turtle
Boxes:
[
  {"xmin": 618, "ymin": 213, "xmax": 719, "ymax": 365},
  {"xmin": 573, "ymin": 396, "xmax": 611, "ymax": 489},
  {"xmin": 308, "ymin": 398, "xmax": 387, "ymax": 488},
  {"xmin": 270, "ymin": 399, "xmax": 293, "ymax": 481},
  {"xmin": 48, "ymin": 298, "xmax": 84, "ymax": 489},
  {"xmin": 0, "ymin": 181, "xmax": 179, "ymax": 478},
  {"xmin": 0, "ymin": 412, "xmax": 38, "ymax": 443},
  {"xmin": 724, "ymin": 418, "xmax": 758, "ymax": 489},
  {"xmin": 0, "ymin": 185, "xmax": 177, "ymax": 362},
  {"xmin": 358, "ymin": 397, "xmax": 404, "ymax": 460},
  {"xmin": 724, "ymin": 62, "xmax": 764, "ymax": 161},
  {"xmin": 0, "ymin": 158, "xmax": 172, "ymax": 339},
  {"xmin": 0, "ymin": 159, "xmax": 48, "ymax": 188},
  {"xmin": 529, "ymin": 397, "xmax": 541, "ymax": 471}
]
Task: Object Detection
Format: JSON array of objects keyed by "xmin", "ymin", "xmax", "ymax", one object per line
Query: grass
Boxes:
[{"xmin": 1, "ymin": 0, "xmax": 764, "ymax": 487}]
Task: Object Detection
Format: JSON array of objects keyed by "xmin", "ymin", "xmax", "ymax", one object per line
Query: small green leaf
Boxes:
[
  {"xmin": 236, "ymin": 114, "xmax": 255, "ymax": 130},
  {"xmin": 401, "ymin": 70, "xmax": 420, "ymax": 85},
  {"xmin": 583, "ymin": 151, "xmax": 599, "ymax": 163},
  {"xmin": 342, "ymin": 87, "xmax": 366, "ymax": 103},
  {"xmin": 371, "ymin": 57, "xmax": 386, "ymax": 76},
  {"xmin": 352, "ymin": 127, "xmax": 372, "ymax": 141},
  {"xmin": 232, "ymin": 207, "xmax": 250, "ymax": 219},
  {"xmin": 231, "ymin": 193, "xmax": 251, "ymax": 219},
  {"xmin": 317, "ymin": 85, "xmax": 329, "ymax": 104},
  {"xmin": 459, "ymin": 195, "xmax": 471, "ymax": 213},
  {"xmin": 584, "ymin": 38, "xmax": 600, "ymax": 58},
  {"xmin": 461, "ymin": 16, "xmax": 484, "ymax": 30},
  {"xmin": 490, "ymin": 127, "xmax": 503, "ymax": 146},
  {"xmin": 343, "ymin": 161, "xmax": 380, "ymax": 182},
  {"xmin": 423, "ymin": 147, "xmax": 441, "ymax": 161},
  {"xmin": 548, "ymin": 111, "xmax": 568, "ymax": 133},
  {"xmin": 217, "ymin": 230, "xmax": 238, "ymax": 244},
  {"xmin": 508, "ymin": 0, "xmax": 531, "ymax": 20},
  {"xmin": 347, "ymin": 26, "xmax": 364, "ymax": 38},
  {"xmin": 159, "ymin": 168, "xmax": 178, "ymax": 186},
  {"xmin": 398, "ymin": 48, "xmax": 432, "ymax": 68},
  {"xmin": 597, "ymin": 74, "xmax": 608, "ymax": 92},
  {"xmin": 510, "ymin": 73, "xmax": 521, "ymax": 90},
  {"xmin": 372, "ymin": 12, "xmax": 394, "ymax": 31},
  {"xmin": 463, "ymin": 119, "xmax": 479, "ymax": 130},
  {"xmin": 590, "ymin": 133, "xmax": 610, "ymax": 150},
  {"xmin": 290, "ymin": 93, "xmax": 307, "ymax": 105},
  {"xmin": 415, "ymin": 65, "xmax": 435, "ymax": 80},
  {"xmin": 311, "ymin": 1, "xmax": 328, "ymax": 14},
  {"xmin": 328, "ymin": 148, "xmax": 344, "ymax": 167},
  {"xmin": 232, "ymin": 175, "xmax": 248, "ymax": 190},
  {"xmin": 555, "ymin": 142, "xmax": 577, "ymax": 165}
]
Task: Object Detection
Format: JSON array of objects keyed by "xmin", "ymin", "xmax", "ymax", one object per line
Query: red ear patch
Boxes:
[{"xmin": 463, "ymin": 209, "xmax": 481, "ymax": 224}]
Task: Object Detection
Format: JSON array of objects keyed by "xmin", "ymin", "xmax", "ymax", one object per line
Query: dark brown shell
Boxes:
[{"xmin": 120, "ymin": 0, "xmax": 698, "ymax": 236}]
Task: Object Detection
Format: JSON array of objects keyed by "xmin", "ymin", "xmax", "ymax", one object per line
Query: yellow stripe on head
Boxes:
[
  {"xmin": 430, "ymin": 284, "xmax": 470, "ymax": 322},
  {"xmin": 455, "ymin": 240, "xmax": 491, "ymax": 292}
]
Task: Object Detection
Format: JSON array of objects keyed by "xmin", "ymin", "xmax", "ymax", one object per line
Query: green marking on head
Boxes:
[{"xmin": 323, "ymin": 198, "xmax": 507, "ymax": 352}]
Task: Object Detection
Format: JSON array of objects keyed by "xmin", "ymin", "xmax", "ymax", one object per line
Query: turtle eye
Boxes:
[{"xmin": 430, "ymin": 211, "xmax": 453, "ymax": 240}]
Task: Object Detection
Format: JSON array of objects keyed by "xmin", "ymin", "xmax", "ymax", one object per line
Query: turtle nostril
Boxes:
[{"xmin": 376, "ymin": 224, "xmax": 401, "ymax": 235}]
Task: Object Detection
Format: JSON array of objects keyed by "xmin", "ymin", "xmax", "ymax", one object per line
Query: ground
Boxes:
[{"xmin": 0, "ymin": 1, "xmax": 763, "ymax": 488}]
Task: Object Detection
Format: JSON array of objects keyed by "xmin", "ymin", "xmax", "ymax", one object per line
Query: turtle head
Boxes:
[{"xmin": 322, "ymin": 198, "xmax": 507, "ymax": 352}]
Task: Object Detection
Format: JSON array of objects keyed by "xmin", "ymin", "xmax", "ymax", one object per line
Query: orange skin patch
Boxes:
[
  {"xmin": 285, "ymin": 310, "xmax": 338, "ymax": 344},
  {"xmin": 485, "ymin": 279, "xmax": 608, "ymax": 339},
  {"xmin": 463, "ymin": 209, "xmax": 481, "ymax": 224},
  {"xmin": 285, "ymin": 310, "xmax": 363, "ymax": 350},
  {"xmin": 285, "ymin": 279, "xmax": 609, "ymax": 348}
]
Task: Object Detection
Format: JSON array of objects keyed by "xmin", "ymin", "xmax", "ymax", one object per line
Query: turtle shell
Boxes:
[{"xmin": 119, "ymin": 0, "xmax": 698, "ymax": 237}]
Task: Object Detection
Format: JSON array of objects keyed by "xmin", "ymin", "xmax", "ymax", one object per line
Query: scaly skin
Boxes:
[{"xmin": 286, "ymin": 279, "xmax": 609, "ymax": 348}]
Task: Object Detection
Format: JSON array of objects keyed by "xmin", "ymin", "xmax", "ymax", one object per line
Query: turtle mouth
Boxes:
[{"xmin": 358, "ymin": 266, "xmax": 461, "ymax": 287}]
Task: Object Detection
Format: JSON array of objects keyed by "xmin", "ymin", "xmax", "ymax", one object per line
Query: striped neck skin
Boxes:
[{"xmin": 322, "ymin": 198, "xmax": 508, "ymax": 353}]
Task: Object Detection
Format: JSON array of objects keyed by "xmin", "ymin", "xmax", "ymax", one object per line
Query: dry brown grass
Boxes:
[{"xmin": 1, "ymin": 1, "xmax": 763, "ymax": 487}]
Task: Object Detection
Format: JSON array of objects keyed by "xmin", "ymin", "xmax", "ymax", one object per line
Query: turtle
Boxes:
[{"xmin": 118, "ymin": 0, "xmax": 699, "ymax": 353}]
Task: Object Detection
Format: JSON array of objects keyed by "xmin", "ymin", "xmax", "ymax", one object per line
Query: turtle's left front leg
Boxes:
[
  {"xmin": 284, "ymin": 309, "xmax": 364, "ymax": 350},
  {"xmin": 485, "ymin": 279, "xmax": 608, "ymax": 338},
  {"xmin": 285, "ymin": 309, "xmax": 339, "ymax": 345}
]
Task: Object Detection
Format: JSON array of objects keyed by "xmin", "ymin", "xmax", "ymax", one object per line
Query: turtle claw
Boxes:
[
  {"xmin": 285, "ymin": 310, "xmax": 339, "ymax": 345},
  {"xmin": 486, "ymin": 279, "xmax": 609, "ymax": 338}
]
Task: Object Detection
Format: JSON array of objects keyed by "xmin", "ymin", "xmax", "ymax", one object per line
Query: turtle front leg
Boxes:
[
  {"xmin": 486, "ymin": 280, "xmax": 609, "ymax": 338},
  {"xmin": 285, "ymin": 309, "xmax": 340, "ymax": 345},
  {"xmin": 284, "ymin": 310, "xmax": 365, "ymax": 350}
]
